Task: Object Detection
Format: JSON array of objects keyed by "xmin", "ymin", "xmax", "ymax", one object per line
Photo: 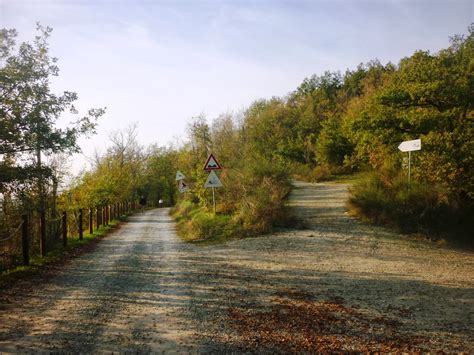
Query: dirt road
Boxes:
[{"xmin": 0, "ymin": 181, "xmax": 473, "ymax": 352}]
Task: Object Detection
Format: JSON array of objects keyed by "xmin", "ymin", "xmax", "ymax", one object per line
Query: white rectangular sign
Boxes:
[{"xmin": 398, "ymin": 139, "xmax": 421, "ymax": 152}]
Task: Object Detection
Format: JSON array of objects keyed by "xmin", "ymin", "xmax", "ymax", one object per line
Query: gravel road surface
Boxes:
[{"xmin": 0, "ymin": 181, "xmax": 473, "ymax": 352}]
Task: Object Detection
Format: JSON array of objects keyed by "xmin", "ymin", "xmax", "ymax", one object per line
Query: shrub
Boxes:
[
  {"xmin": 349, "ymin": 170, "xmax": 474, "ymax": 243},
  {"xmin": 189, "ymin": 210, "xmax": 235, "ymax": 240},
  {"xmin": 172, "ymin": 165, "xmax": 293, "ymax": 242},
  {"xmin": 290, "ymin": 163, "xmax": 314, "ymax": 182},
  {"xmin": 311, "ymin": 164, "xmax": 352, "ymax": 182},
  {"xmin": 172, "ymin": 202, "xmax": 239, "ymax": 242},
  {"xmin": 170, "ymin": 200, "xmax": 195, "ymax": 222},
  {"xmin": 312, "ymin": 165, "xmax": 332, "ymax": 182}
]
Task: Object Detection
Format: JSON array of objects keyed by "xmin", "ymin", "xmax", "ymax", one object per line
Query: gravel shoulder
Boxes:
[{"xmin": 0, "ymin": 181, "xmax": 473, "ymax": 352}]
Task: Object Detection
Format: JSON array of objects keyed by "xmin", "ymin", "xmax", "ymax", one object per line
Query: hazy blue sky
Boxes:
[{"xmin": 1, "ymin": 0, "xmax": 473, "ymax": 171}]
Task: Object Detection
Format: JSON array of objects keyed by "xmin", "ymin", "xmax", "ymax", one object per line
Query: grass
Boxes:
[
  {"xmin": 0, "ymin": 217, "xmax": 127, "ymax": 288},
  {"xmin": 290, "ymin": 162, "xmax": 365, "ymax": 185},
  {"xmin": 325, "ymin": 171, "xmax": 366, "ymax": 185}
]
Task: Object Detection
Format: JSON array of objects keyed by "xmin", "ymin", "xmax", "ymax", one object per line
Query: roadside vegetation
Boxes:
[{"xmin": 170, "ymin": 115, "xmax": 293, "ymax": 242}]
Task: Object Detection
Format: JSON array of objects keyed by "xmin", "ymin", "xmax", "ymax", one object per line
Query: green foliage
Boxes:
[
  {"xmin": 244, "ymin": 98, "xmax": 304, "ymax": 163},
  {"xmin": 170, "ymin": 109, "xmax": 293, "ymax": 242},
  {"xmin": 172, "ymin": 200, "xmax": 237, "ymax": 242},
  {"xmin": 0, "ymin": 24, "xmax": 105, "ymax": 188},
  {"xmin": 315, "ymin": 117, "xmax": 353, "ymax": 167},
  {"xmin": 0, "ymin": 24, "xmax": 106, "ymax": 269},
  {"xmin": 143, "ymin": 146, "xmax": 178, "ymax": 206},
  {"xmin": 171, "ymin": 200, "xmax": 195, "ymax": 221},
  {"xmin": 67, "ymin": 124, "xmax": 178, "ymax": 210},
  {"xmin": 343, "ymin": 26, "xmax": 474, "ymax": 199},
  {"xmin": 349, "ymin": 170, "xmax": 473, "ymax": 243},
  {"xmin": 185, "ymin": 210, "xmax": 234, "ymax": 242}
]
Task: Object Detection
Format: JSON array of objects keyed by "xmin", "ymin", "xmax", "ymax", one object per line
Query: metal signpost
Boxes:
[
  {"xmin": 203, "ymin": 154, "xmax": 223, "ymax": 213},
  {"xmin": 398, "ymin": 139, "xmax": 421, "ymax": 186}
]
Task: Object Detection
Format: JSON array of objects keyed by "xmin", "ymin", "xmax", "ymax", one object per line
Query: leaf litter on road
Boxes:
[{"xmin": 226, "ymin": 288, "xmax": 427, "ymax": 352}]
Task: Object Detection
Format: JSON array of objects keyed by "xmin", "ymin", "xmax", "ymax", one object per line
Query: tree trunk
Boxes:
[{"xmin": 37, "ymin": 148, "xmax": 46, "ymax": 257}]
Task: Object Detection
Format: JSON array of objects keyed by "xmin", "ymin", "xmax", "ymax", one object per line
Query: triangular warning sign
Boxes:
[
  {"xmin": 178, "ymin": 180, "xmax": 188, "ymax": 193},
  {"xmin": 203, "ymin": 153, "xmax": 222, "ymax": 171},
  {"xmin": 204, "ymin": 171, "xmax": 223, "ymax": 188},
  {"xmin": 175, "ymin": 170, "xmax": 185, "ymax": 181}
]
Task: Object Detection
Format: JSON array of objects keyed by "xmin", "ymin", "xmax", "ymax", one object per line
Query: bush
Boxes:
[
  {"xmin": 233, "ymin": 178, "xmax": 291, "ymax": 235},
  {"xmin": 170, "ymin": 200, "xmax": 195, "ymax": 222},
  {"xmin": 189, "ymin": 210, "xmax": 236, "ymax": 240},
  {"xmin": 349, "ymin": 170, "xmax": 474, "ymax": 244},
  {"xmin": 172, "ymin": 202, "xmax": 239, "ymax": 242},
  {"xmin": 311, "ymin": 164, "xmax": 352, "ymax": 182},
  {"xmin": 172, "ymin": 164, "xmax": 293, "ymax": 241},
  {"xmin": 312, "ymin": 165, "xmax": 332, "ymax": 182}
]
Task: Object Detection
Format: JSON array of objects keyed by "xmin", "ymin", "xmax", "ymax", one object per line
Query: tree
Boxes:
[
  {"xmin": 144, "ymin": 146, "xmax": 178, "ymax": 206},
  {"xmin": 0, "ymin": 24, "xmax": 105, "ymax": 184},
  {"xmin": 315, "ymin": 116, "xmax": 353, "ymax": 167},
  {"xmin": 374, "ymin": 25, "xmax": 474, "ymax": 197},
  {"xmin": 0, "ymin": 24, "xmax": 105, "ymax": 256}
]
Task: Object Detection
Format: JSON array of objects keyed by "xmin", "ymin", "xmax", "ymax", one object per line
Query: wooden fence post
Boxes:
[
  {"xmin": 22, "ymin": 214, "xmax": 29, "ymax": 266},
  {"xmin": 78, "ymin": 208, "xmax": 83, "ymax": 240},
  {"xmin": 89, "ymin": 207, "xmax": 93, "ymax": 235},
  {"xmin": 62, "ymin": 211, "xmax": 67, "ymax": 247},
  {"xmin": 39, "ymin": 209, "xmax": 46, "ymax": 258}
]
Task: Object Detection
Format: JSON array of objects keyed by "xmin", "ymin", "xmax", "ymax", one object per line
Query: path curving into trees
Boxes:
[{"xmin": 0, "ymin": 182, "xmax": 473, "ymax": 352}]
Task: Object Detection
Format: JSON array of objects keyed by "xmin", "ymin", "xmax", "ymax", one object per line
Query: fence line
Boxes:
[{"xmin": 1, "ymin": 200, "xmax": 142, "ymax": 270}]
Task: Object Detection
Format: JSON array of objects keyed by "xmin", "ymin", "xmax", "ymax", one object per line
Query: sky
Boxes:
[{"xmin": 1, "ymin": 0, "xmax": 473, "ymax": 173}]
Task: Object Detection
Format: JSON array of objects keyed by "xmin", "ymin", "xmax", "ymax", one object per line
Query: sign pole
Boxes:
[
  {"xmin": 398, "ymin": 139, "xmax": 420, "ymax": 189},
  {"xmin": 212, "ymin": 187, "xmax": 216, "ymax": 214},
  {"xmin": 408, "ymin": 150, "xmax": 411, "ymax": 187},
  {"xmin": 203, "ymin": 153, "xmax": 223, "ymax": 213}
]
